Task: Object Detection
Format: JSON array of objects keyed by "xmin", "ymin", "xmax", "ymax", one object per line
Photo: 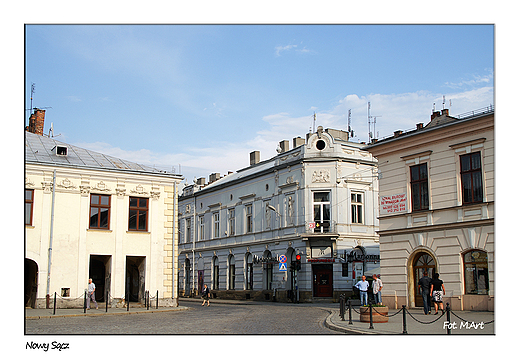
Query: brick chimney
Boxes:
[{"xmin": 27, "ymin": 109, "xmax": 45, "ymax": 135}]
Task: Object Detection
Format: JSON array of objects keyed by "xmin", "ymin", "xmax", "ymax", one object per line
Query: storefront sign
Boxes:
[
  {"xmin": 308, "ymin": 258, "xmax": 335, "ymax": 263},
  {"xmin": 252, "ymin": 255, "xmax": 279, "ymax": 265},
  {"xmin": 380, "ymin": 193, "xmax": 407, "ymax": 214},
  {"xmin": 346, "ymin": 252, "xmax": 380, "ymax": 263}
]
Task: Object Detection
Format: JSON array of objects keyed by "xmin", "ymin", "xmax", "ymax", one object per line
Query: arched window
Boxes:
[
  {"xmin": 245, "ymin": 253, "xmax": 253, "ymax": 290},
  {"xmin": 463, "ymin": 250, "xmax": 489, "ymax": 295},
  {"xmin": 212, "ymin": 256, "xmax": 219, "ymax": 290},
  {"xmin": 228, "ymin": 255, "xmax": 235, "ymax": 290}
]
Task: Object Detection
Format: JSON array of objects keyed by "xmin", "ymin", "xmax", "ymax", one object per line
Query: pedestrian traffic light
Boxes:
[{"xmin": 295, "ymin": 254, "xmax": 301, "ymax": 271}]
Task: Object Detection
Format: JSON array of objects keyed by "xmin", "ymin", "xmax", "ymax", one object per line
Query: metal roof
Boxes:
[{"xmin": 25, "ymin": 131, "xmax": 182, "ymax": 177}]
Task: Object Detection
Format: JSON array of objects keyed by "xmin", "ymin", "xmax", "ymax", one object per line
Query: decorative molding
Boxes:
[
  {"xmin": 57, "ymin": 178, "xmax": 77, "ymax": 190},
  {"xmin": 25, "ymin": 178, "xmax": 35, "ymax": 188},
  {"xmin": 312, "ymin": 169, "xmax": 330, "ymax": 183},
  {"xmin": 42, "ymin": 181, "xmax": 53, "ymax": 194},
  {"xmin": 116, "ymin": 188, "xmax": 126, "ymax": 198},
  {"xmin": 150, "ymin": 191, "xmax": 161, "ymax": 200},
  {"xmin": 92, "ymin": 181, "xmax": 110, "ymax": 192},
  {"xmin": 80, "ymin": 185, "xmax": 91, "ymax": 196},
  {"xmin": 131, "ymin": 184, "xmax": 148, "ymax": 196}
]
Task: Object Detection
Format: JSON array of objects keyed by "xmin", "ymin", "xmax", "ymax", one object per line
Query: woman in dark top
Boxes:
[{"xmin": 430, "ymin": 273, "xmax": 446, "ymax": 314}]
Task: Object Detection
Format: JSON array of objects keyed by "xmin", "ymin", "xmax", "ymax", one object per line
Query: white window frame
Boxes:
[{"xmin": 351, "ymin": 192, "xmax": 364, "ymax": 224}]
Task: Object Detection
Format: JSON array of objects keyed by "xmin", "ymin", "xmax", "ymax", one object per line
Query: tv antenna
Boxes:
[
  {"xmin": 367, "ymin": 102, "xmax": 381, "ymax": 142},
  {"xmin": 26, "ymin": 83, "xmax": 52, "ymax": 117},
  {"xmin": 347, "ymin": 109, "xmax": 355, "ymax": 139}
]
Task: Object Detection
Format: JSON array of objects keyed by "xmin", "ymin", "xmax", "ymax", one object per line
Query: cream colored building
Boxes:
[
  {"xmin": 366, "ymin": 107, "xmax": 494, "ymax": 311},
  {"xmin": 25, "ymin": 110, "xmax": 183, "ymax": 308}
]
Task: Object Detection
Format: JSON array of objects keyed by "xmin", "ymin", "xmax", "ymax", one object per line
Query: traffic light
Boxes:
[{"xmin": 295, "ymin": 254, "xmax": 301, "ymax": 271}]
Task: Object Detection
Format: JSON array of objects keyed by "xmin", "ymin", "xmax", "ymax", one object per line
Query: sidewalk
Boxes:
[
  {"xmin": 25, "ymin": 305, "xmax": 190, "ymax": 319},
  {"xmin": 323, "ymin": 306, "xmax": 495, "ymax": 335}
]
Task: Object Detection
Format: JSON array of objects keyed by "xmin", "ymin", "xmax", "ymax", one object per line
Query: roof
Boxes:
[{"xmin": 25, "ymin": 131, "xmax": 182, "ymax": 178}]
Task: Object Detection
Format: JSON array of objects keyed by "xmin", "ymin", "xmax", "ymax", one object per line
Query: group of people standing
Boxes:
[
  {"xmin": 418, "ymin": 271, "xmax": 446, "ymax": 315},
  {"xmin": 354, "ymin": 274, "xmax": 383, "ymax": 306}
]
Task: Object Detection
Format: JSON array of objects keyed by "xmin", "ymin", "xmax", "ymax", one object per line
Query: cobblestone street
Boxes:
[{"xmin": 25, "ymin": 301, "xmax": 340, "ymax": 335}]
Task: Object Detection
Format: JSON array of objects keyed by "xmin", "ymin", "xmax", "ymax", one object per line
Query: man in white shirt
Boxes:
[
  {"xmin": 87, "ymin": 278, "xmax": 98, "ymax": 310},
  {"xmin": 354, "ymin": 275, "xmax": 369, "ymax": 306},
  {"xmin": 372, "ymin": 274, "xmax": 383, "ymax": 305}
]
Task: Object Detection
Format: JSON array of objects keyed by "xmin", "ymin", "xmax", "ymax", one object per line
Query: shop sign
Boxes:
[
  {"xmin": 346, "ymin": 252, "xmax": 380, "ymax": 263},
  {"xmin": 308, "ymin": 258, "xmax": 335, "ymax": 263},
  {"xmin": 380, "ymin": 193, "xmax": 407, "ymax": 214},
  {"xmin": 252, "ymin": 254, "xmax": 279, "ymax": 265}
]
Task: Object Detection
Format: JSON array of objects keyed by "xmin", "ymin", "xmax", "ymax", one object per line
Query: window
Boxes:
[
  {"xmin": 212, "ymin": 257, "xmax": 219, "ymax": 290},
  {"xmin": 410, "ymin": 163, "xmax": 429, "ymax": 211},
  {"xmin": 463, "ymin": 250, "xmax": 489, "ymax": 295},
  {"xmin": 245, "ymin": 204, "xmax": 253, "ymax": 233},
  {"xmin": 313, "ymin": 192, "xmax": 331, "ymax": 233},
  {"xmin": 185, "ymin": 218, "xmax": 191, "ymax": 243},
  {"xmin": 461, "ymin": 152, "xmax": 483, "ymax": 204},
  {"xmin": 128, "ymin": 197, "xmax": 148, "ymax": 231},
  {"xmin": 228, "ymin": 208, "xmax": 235, "ymax": 236},
  {"xmin": 213, "ymin": 212, "xmax": 220, "ymax": 239},
  {"xmin": 90, "ymin": 194, "xmax": 111, "ymax": 229},
  {"xmin": 25, "ymin": 189, "xmax": 34, "ymax": 226},
  {"xmin": 199, "ymin": 215, "xmax": 205, "ymax": 240},
  {"xmin": 351, "ymin": 193, "xmax": 363, "ymax": 224},
  {"xmin": 228, "ymin": 255, "xmax": 236, "ymax": 290}
]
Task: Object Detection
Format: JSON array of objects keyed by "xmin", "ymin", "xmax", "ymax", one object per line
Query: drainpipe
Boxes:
[
  {"xmin": 46, "ymin": 169, "xmax": 57, "ymax": 308},
  {"xmin": 192, "ymin": 195, "xmax": 196, "ymax": 297}
]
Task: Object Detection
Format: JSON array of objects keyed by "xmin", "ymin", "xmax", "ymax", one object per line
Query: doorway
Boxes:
[
  {"xmin": 125, "ymin": 256, "xmax": 145, "ymax": 302},
  {"xmin": 89, "ymin": 255, "xmax": 112, "ymax": 302},
  {"xmin": 25, "ymin": 259, "xmax": 38, "ymax": 308},
  {"xmin": 412, "ymin": 252, "xmax": 436, "ymax": 307},
  {"xmin": 313, "ymin": 264, "xmax": 333, "ymax": 297}
]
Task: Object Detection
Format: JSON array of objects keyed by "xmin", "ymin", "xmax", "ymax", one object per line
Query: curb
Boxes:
[{"xmin": 322, "ymin": 309, "xmax": 375, "ymax": 335}]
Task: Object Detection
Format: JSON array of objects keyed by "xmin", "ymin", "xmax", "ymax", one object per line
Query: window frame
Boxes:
[
  {"xmin": 462, "ymin": 250, "xmax": 489, "ymax": 295},
  {"xmin": 90, "ymin": 193, "xmax": 111, "ymax": 229},
  {"xmin": 185, "ymin": 218, "xmax": 191, "ymax": 243},
  {"xmin": 128, "ymin": 196, "xmax": 149, "ymax": 232},
  {"xmin": 351, "ymin": 192, "xmax": 364, "ymax": 224},
  {"xmin": 460, "ymin": 151, "xmax": 483, "ymax": 205},
  {"xmin": 228, "ymin": 208, "xmax": 235, "ymax": 236},
  {"xmin": 410, "ymin": 163, "xmax": 429, "ymax": 211},
  {"xmin": 198, "ymin": 215, "xmax": 205, "ymax": 240},
  {"xmin": 213, "ymin": 212, "xmax": 220, "ymax": 239},
  {"xmin": 245, "ymin": 204, "xmax": 253, "ymax": 233},
  {"xmin": 313, "ymin": 191, "xmax": 331, "ymax": 233},
  {"xmin": 25, "ymin": 189, "xmax": 34, "ymax": 226}
]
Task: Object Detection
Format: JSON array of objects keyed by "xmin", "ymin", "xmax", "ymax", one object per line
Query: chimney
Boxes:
[
  {"xmin": 431, "ymin": 110, "xmax": 441, "ymax": 120},
  {"xmin": 416, "ymin": 123, "xmax": 424, "ymax": 130},
  {"xmin": 394, "ymin": 130, "xmax": 403, "ymax": 137},
  {"xmin": 28, "ymin": 109, "xmax": 45, "ymax": 135},
  {"xmin": 250, "ymin": 151, "xmax": 260, "ymax": 166},
  {"xmin": 279, "ymin": 140, "xmax": 289, "ymax": 153},
  {"xmin": 196, "ymin": 177, "xmax": 206, "ymax": 186},
  {"xmin": 293, "ymin": 136, "xmax": 305, "ymax": 148},
  {"xmin": 441, "ymin": 108, "xmax": 449, "ymax": 116},
  {"xmin": 209, "ymin": 173, "xmax": 220, "ymax": 183}
]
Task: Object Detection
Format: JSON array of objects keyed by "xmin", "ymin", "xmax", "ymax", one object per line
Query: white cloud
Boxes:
[{"xmin": 275, "ymin": 44, "xmax": 297, "ymax": 56}]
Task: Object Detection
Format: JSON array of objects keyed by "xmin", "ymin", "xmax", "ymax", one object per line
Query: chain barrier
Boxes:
[{"xmin": 404, "ymin": 307, "xmax": 447, "ymax": 325}]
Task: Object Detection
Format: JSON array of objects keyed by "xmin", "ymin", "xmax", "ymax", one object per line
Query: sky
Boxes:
[{"xmin": 24, "ymin": 24, "xmax": 494, "ymax": 183}]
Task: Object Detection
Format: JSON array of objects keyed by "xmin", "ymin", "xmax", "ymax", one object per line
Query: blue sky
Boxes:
[{"xmin": 25, "ymin": 24, "xmax": 494, "ymax": 183}]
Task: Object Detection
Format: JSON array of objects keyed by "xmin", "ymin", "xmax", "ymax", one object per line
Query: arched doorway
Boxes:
[
  {"xmin": 25, "ymin": 259, "xmax": 38, "ymax": 308},
  {"xmin": 184, "ymin": 258, "xmax": 191, "ymax": 296},
  {"xmin": 245, "ymin": 253, "xmax": 253, "ymax": 290},
  {"xmin": 410, "ymin": 251, "xmax": 436, "ymax": 307}
]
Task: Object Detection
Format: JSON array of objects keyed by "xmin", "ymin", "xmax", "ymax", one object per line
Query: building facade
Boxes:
[
  {"xmin": 25, "ymin": 110, "xmax": 183, "ymax": 308},
  {"xmin": 366, "ymin": 107, "xmax": 494, "ymax": 311},
  {"xmin": 178, "ymin": 127, "xmax": 379, "ymax": 302}
]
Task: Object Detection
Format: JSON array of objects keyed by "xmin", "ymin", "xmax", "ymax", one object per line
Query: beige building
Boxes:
[
  {"xmin": 366, "ymin": 106, "xmax": 494, "ymax": 311},
  {"xmin": 25, "ymin": 109, "xmax": 183, "ymax": 308}
]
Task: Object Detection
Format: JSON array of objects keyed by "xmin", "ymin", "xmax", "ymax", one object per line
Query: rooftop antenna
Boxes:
[
  {"xmin": 313, "ymin": 112, "xmax": 316, "ymax": 133},
  {"xmin": 367, "ymin": 102, "xmax": 381, "ymax": 142},
  {"xmin": 347, "ymin": 109, "xmax": 355, "ymax": 139}
]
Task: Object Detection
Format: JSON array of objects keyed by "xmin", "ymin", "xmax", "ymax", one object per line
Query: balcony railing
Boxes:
[{"xmin": 305, "ymin": 220, "xmax": 336, "ymax": 234}]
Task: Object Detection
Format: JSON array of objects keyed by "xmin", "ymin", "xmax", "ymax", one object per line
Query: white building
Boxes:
[
  {"xmin": 178, "ymin": 126, "xmax": 379, "ymax": 302},
  {"xmin": 25, "ymin": 109, "xmax": 183, "ymax": 308},
  {"xmin": 366, "ymin": 107, "xmax": 494, "ymax": 311}
]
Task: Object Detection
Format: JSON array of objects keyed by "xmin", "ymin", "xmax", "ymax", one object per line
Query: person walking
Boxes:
[
  {"xmin": 201, "ymin": 284, "xmax": 210, "ymax": 306},
  {"xmin": 430, "ymin": 273, "xmax": 446, "ymax": 314},
  {"xmin": 354, "ymin": 275, "xmax": 370, "ymax": 306},
  {"xmin": 372, "ymin": 274, "xmax": 383, "ymax": 305},
  {"xmin": 87, "ymin": 278, "xmax": 98, "ymax": 310},
  {"xmin": 418, "ymin": 271, "xmax": 432, "ymax": 315}
]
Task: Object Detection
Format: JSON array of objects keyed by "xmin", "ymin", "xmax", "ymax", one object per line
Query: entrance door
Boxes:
[
  {"xmin": 313, "ymin": 264, "xmax": 333, "ymax": 297},
  {"xmin": 89, "ymin": 255, "xmax": 111, "ymax": 302},
  {"xmin": 126, "ymin": 256, "xmax": 145, "ymax": 302},
  {"xmin": 198, "ymin": 270, "xmax": 204, "ymax": 295},
  {"xmin": 413, "ymin": 253, "xmax": 436, "ymax": 307},
  {"xmin": 25, "ymin": 259, "xmax": 38, "ymax": 308}
]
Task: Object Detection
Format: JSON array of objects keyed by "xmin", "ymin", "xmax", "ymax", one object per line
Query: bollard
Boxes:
[
  {"xmin": 339, "ymin": 294, "xmax": 344, "ymax": 321},
  {"xmin": 53, "ymin": 292, "xmax": 57, "ymax": 315},
  {"xmin": 348, "ymin": 299, "xmax": 353, "ymax": 325},
  {"xmin": 106, "ymin": 289, "xmax": 108, "ymax": 313},
  {"xmin": 156, "ymin": 290, "xmax": 159, "ymax": 309},
  {"xmin": 146, "ymin": 290, "xmax": 150, "ymax": 310},
  {"xmin": 369, "ymin": 303, "xmax": 374, "ymax": 329},
  {"xmin": 127, "ymin": 290, "xmax": 130, "ymax": 312},
  {"xmin": 83, "ymin": 290, "xmax": 87, "ymax": 313},
  {"xmin": 446, "ymin": 303, "xmax": 451, "ymax": 335},
  {"xmin": 402, "ymin": 305, "xmax": 408, "ymax": 334}
]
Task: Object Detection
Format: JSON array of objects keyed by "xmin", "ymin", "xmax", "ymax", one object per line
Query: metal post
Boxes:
[
  {"xmin": 127, "ymin": 290, "xmax": 130, "ymax": 312},
  {"xmin": 83, "ymin": 290, "xmax": 87, "ymax": 313},
  {"xmin": 348, "ymin": 299, "xmax": 353, "ymax": 325},
  {"xmin": 156, "ymin": 290, "xmax": 159, "ymax": 309},
  {"xmin": 106, "ymin": 289, "xmax": 108, "ymax": 313},
  {"xmin": 369, "ymin": 303, "xmax": 374, "ymax": 329},
  {"xmin": 146, "ymin": 290, "xmax": 149, "ymax": 310},
  {"xmin": 53, "ymin": 292, "xmax": 57, "ymax": 315},
  {"xmin": 446, "ymin": 303, "xmax": 451, "ymax": 335},
  {"xmin": 340, "ymin": 294, "xmax": 345, "ymax": 321},
  {"xmin": 402, "ymin": 305, "xmax": 408, "ymax": 334},
  {"xmin": 46, "ymin": 170, "xmax": 57, "ymax": 309}
]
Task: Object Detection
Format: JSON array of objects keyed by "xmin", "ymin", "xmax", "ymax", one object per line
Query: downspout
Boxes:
[
  {"xmin": 46, "ymin": 169, "xmax": 56, "ymax": 308},
  {"xmin": 192, "ymin": 195, "xmax": 196, "ymax": 297}
]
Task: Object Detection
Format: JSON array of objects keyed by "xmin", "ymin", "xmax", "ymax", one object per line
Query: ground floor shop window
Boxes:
[
  {"xmin": 228, "ymin": 255, "xmax": 235, "ymax": 290},
  {"xmin": 463, "ymin": 250, "xmax": 489, "ymax": 295}
]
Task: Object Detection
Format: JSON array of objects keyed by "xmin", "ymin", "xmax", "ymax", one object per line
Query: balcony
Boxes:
[{"xmin": 305, "ymin": 220, "xmax": 336, "ymax": 234}]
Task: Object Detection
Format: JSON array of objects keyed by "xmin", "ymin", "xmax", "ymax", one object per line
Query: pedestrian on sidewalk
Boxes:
[
  {"xmin": 87, "ymin": 278, "xmax": 98, "ymax": 310},
  {"xmin": 430, "ymin": 273, "xmax": 446, "ymax": 314},
  {"xmin": 418, "ymin": 271, "xmax": 432, "ymax": 315},
  {"xmin": 372, "ymin": 274, "xmax": 383, "ymax": 305},
  {"xmin": 201, "ymin": 284, "xmax": 210, "ymax": 306},
  {"xmin": 354, "ymin": 275, "xmax": 369, "ymax": 306}
]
